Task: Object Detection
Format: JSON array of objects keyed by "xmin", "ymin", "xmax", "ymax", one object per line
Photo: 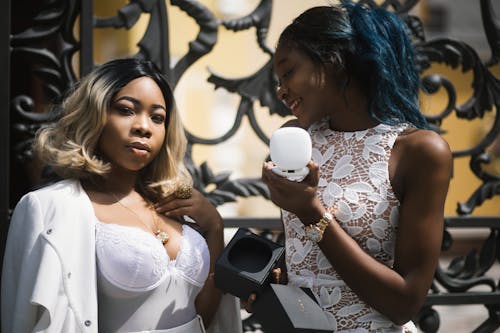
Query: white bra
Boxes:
[{"xmin": 95, "ymin": 222, "xmax": 210, "ymax": 292}]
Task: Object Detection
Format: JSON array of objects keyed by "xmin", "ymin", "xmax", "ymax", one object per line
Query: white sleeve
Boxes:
[{"xmin": 1, "ymin": 193, "xmax": 45, "ymax": 333}]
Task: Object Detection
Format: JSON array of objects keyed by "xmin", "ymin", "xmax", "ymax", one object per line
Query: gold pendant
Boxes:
[{"xmin": 155, "ymin": 230, "xmax": 169, "ymax": 245}]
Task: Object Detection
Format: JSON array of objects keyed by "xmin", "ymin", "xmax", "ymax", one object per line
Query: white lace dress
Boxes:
[{"xmin": 282, "ymin": 119, "xmax": 416, "ymax": 332}]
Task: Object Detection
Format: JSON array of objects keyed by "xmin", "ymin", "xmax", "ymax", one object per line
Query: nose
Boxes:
[
  {"xmin": 132, "ymin": 113, "xmax": 152, "ymax": 137},
  {"xmin": 276, "ymin": 84, "xmax": 288, "ymax": 103}
]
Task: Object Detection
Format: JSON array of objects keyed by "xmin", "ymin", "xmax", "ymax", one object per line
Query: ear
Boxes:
[
  {"xmin": 311, "ymin": 66, "xmax": 329, "ymax": 89},
  {"xmin": 327, "ymin": 64, "xmax": 350, "ymax": 93}
]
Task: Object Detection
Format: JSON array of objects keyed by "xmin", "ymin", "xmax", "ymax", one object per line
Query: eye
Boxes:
[
  {"xmin": 151, "ymin": 112, "xmax": 166, "ymax": 124},
  {"xmin": 113, "ymin": 104, "xmax": 134, "ymax": 115},
  {"xmin": 276, "ymin": 67, "xmax": 295, "ymax": 89},
  {"xmin": 282, "ymin": 68, "xmax": 294, "ymax": 80}
]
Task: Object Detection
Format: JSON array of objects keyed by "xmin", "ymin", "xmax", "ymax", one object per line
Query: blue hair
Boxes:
[{"xmin": 277, "ymin": 1, "xmax": 428, "ymax": 129}]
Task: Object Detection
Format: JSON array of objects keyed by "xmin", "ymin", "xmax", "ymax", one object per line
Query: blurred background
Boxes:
[{"xmin": 86, "ymin": 0, "xmax": 500, "ymax": 220}]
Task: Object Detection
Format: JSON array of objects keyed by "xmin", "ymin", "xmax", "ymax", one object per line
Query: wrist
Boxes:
[
  {"xmin": 305, "ymin": 211, "xmax": 333, "ymax": 243},
  {"xmin": 296, "ymin": 200, "xmax": 326, "ymax": 226}
]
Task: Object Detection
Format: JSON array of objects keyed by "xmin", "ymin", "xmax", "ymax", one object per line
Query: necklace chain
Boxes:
[{"xmin": 109, "ymin": 191, "xmax": 169, "ymax": 245}]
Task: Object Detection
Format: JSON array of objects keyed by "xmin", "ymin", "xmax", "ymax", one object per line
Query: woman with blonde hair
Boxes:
[{"xmin": 2, "ymin": 58, "xmax": 239, "ymax": 333}]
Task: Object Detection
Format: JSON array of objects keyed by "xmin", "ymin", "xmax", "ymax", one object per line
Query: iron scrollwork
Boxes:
[
  {"xmin": 93, "ymin": 0, "xmax": 275, "ymax": 206},
  {"xmin": 415, "ymin": 0, "xmax": 500, "ymax": 215},
  {"xmin": 10, "ymin": 0, "xmax": 274, "ymax": 206},
  {"xmin": 409, "ymin": 0, "xmax": 500, "ymax": 331},
  {"xmin": 11, "ymin": 0, "xmax": 80, "ymax": 161}
]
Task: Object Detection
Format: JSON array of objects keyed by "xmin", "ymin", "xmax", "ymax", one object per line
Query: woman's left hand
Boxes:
[
  {"xmin": 262, "ymin": 160, "xmax": 324, "ymax": 221},
  {"xmin": 154, "ymin": 188, "xmax": 222, "ymax": 233}
]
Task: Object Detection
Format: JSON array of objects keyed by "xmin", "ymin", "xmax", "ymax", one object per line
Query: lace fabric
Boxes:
[
  {"xmin": 282, "ymin": 119, "xmax": 410, "ymax": 332},
  {"xmin": 174, "ymin": 225, "xmax": 211, "ymax": 288},
  {"xmin": 95, "ymin": 221, "xmax": 170, "ymax": 292},
  {"xmin": 96, "ymin": 222, "xmax": 210, "ymax": 292},
  {"xmin": 96, "ymin": 222, "xmax": 210, "ymax": 331}
]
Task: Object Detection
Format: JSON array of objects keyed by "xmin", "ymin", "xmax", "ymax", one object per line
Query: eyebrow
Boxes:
[
  {"xmin": 113, "ymin": 96, "xmax": 166, "ymax": 111},
  {"xmin": 276, "ymin": 56, "xmax": 289, "ymax": 67}
]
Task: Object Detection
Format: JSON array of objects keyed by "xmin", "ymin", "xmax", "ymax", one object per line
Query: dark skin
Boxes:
[{"xmin": 245, "ymin": 46, "xmax": 453, "ymax": 325}]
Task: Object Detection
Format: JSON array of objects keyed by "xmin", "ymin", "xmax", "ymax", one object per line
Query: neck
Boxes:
[
  {"xmin": 328, "ymin": 110, "xmax": 379, "ymax": 132},
  {"xmin": 326, "ymin": 78, "xmax": 378, "ymax": 132},
  {"xmin": 86, "ymin": 167, "xmax": 140, "ymax": 196}
]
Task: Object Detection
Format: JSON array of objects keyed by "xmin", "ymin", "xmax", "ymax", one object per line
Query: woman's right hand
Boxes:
[
  {"xmin": 262, "ymin": 160, "xmax": 324, "ymax": 222},
  {"xmin": 242, "ymin": 293, "xmax": 258, "ymax": 313},
  {"xmin": 155, "ymin": 188, "xmax": 223, "ymax": 234}
]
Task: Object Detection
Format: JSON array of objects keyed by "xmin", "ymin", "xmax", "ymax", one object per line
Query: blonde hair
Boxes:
[{"xmin": 35, "ymin": 58, "xmax": 191, "ymax": 201}]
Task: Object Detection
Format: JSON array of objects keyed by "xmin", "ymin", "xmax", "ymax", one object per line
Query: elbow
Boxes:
[
  {"xmin": 388, "ymin": 311, "xmax": 417, "ymax": 327},
  {"xmin": 390, "ymin": 314, "xmax": 414, "ymax": 327},
  {"xmin": 386, "ymin": 295, "xmax": 426, "ymax": 326}
]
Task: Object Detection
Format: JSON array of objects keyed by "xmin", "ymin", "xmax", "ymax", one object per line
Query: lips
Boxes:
[
  {"xmin": 283, "ymin": 97, "xmax": 302, "ymax": 116},
  {"xmin": 289, "ymin": 98, "xmax": 302, "ymax": 110},
  {"xmin": 127, "ymin": 142, "xmax": 151, "ymax": 152}
]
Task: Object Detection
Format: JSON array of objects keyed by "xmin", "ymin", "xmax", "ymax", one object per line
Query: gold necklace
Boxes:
[{"xmin": 109, "ymin": 191, "xmax": 169, "ymax": 245}]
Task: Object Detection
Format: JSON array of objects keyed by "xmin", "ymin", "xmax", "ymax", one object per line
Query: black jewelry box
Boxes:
[
  {"xmin": 214, "ymin": 228, "xmax": 285, "ymax": 300},
  {"xmin": 253, "ymin": 284, "xmax": 333, "ymax": 333}
]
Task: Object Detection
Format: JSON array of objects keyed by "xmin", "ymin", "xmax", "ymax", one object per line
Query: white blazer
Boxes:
[
  {"xmin": 1, "ymin": 179, "xmax": 242, "ymax": 333},
  {"xmin": 2, "ymin": 179, "xmax": 98, "ymax": 333}
]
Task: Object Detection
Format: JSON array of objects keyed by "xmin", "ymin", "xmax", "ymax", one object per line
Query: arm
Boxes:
[
  {"xmin": 194, "ymin": 222, "xmax": 224, "ymax": 327},
  {"xmin": 155, "ymin": 189, "xmax": 224, "ymax": 327},
  {"xmin": 263, "ymin": 129, "xmax": 452, "ymax": 325}
]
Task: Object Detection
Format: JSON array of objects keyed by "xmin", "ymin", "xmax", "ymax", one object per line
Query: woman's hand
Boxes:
[
  {"xmin": 155, "ymin": 187, "xmax": 225, "ymax": 327},
  {"xmin": 262, "ymin": 160, "xmax": 324, "ymax": 223},
  {"xmin": 241, "ymin": 268, "xmax": 286, "ymax": 313},
  {"xmin": 154, "ymin": 188, "xmax": 222, "ymax": 233}
]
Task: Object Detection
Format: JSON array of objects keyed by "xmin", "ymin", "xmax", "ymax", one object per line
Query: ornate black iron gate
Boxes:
[
  {"xmin": 0, "ymin": 0, "xmax": 10, "ymax": 276},
  {"xmin": 2, "ymin": 0, "xmax": 500, "ymax": 332}
]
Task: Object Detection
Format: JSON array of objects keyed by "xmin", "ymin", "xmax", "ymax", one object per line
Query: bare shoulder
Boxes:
[
  {"xmin": 391, "ymin": 127, "xmax": 452, "ymax": 205},
  {"xmin": 396, "ymin": 128, "xmax": 452, "ymax": 168}
]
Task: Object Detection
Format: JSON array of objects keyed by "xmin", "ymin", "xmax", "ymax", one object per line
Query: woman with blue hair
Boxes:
[{"xmin": 257, "ymin": 2, "xmax": 452, "ymax": 332}]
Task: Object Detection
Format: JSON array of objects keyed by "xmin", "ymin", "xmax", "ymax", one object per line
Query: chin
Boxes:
[
  {"xmin": 295, "ymin": 117, "xmax": 316, "ymax": 129},
  {"xmin": 124, "ymin": 161, "xmax": 150, "ymax": 172}
]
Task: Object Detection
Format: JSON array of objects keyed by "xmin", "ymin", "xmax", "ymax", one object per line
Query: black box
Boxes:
[
  {"xmin": 253, "ymin": 284, "xmax": 333, "ymax": 333},
  {"xmin": 214, "ymin": 228, "xmax": 285, "ymax": 300}
]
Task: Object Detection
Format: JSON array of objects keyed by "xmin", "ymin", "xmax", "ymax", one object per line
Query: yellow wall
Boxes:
[
  {"xmin": 421, "ymin": 63, "xmax": 500, "ymax": 216},
  {"xmin": 93, "ymin": 0, "xmax": 500, "ymax": 217}
]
